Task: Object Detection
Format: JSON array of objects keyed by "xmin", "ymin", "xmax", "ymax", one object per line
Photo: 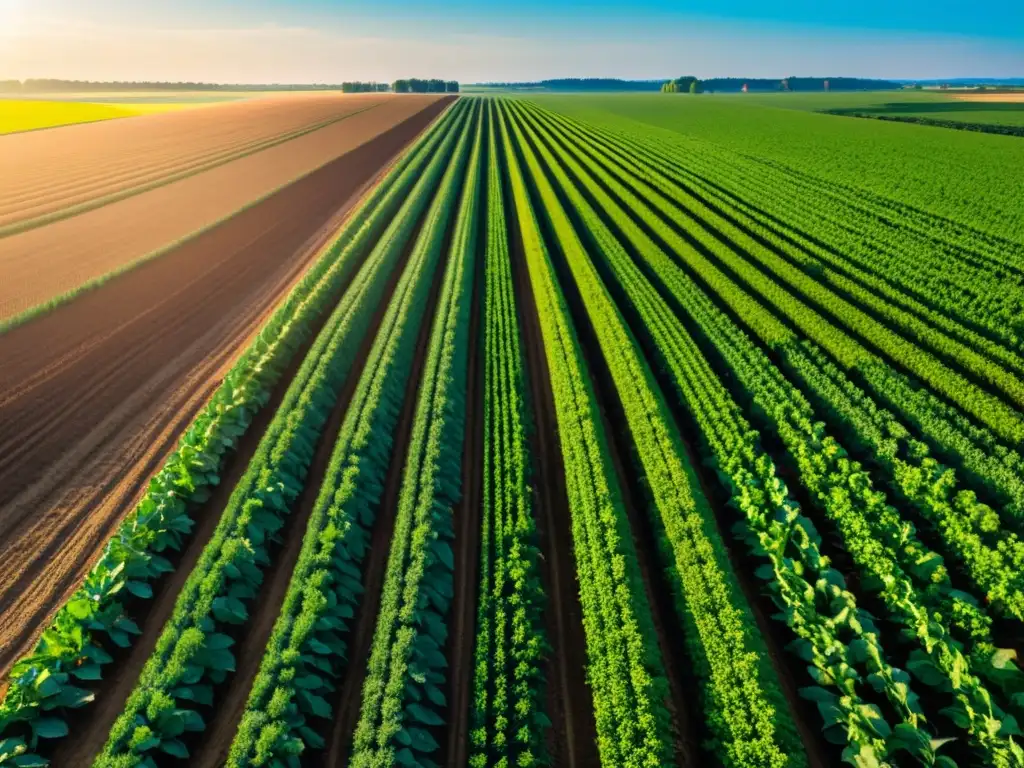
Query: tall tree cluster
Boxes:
[{"xmin": 391, "ymin": 79, "xmax": 459, "ymax": 93}]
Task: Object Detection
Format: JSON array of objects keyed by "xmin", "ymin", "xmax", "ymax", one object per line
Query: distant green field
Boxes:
[
  {"xmin": 738, "ymin": 90, "xmax": 1024, "ymax": 129},
  {"xmin": 531, "ymin": 92, "xmax": 1024, "ymax": 242}
]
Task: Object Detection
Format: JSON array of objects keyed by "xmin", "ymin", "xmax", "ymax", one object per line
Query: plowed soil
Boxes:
[
  {"xmin": 0, "ymin": 96, "xmax": 455, "ymax": 680},
  {"xmin": 0, "ymin": 95, "xmax": 441, "ymax": 320},
  {"xmin": 0, "ymin": 92, "xmax": 386, "ymax": 228}
]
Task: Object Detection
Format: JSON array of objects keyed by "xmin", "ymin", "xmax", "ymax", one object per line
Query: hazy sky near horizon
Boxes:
[{"xmin": 1, "ymin": 0, "xmax": 1022, "ymax": 83}]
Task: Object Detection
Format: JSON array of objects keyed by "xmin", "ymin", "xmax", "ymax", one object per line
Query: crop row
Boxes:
[
  {"xmin": 349, "ymin": 97, "xmax": 482, "ymax": 768},
  {"xmin": 538, "ymin": 108, "xmax": 1024, "ymax": 525},
  {"xmin": 222, "ymin": 100, "xmax": 479, "ymax": 768},
  {"xmin": 0, "ymin": 99, "xmax": 462, "ymax": 768},
  {"xmin": 599, "ymin": 121, "xmax": 1024, "ymax": 349},
  {"xmin": 504, "ymin": 96, "xmax": 937, "ymax": 766},
  {"xmin": 529, "ymin": 103, "xmax": 1024, "ymax": 557},
  {"xmin": 496, "ymin": 100, "xmax": 680, "ymax": 767},
  {"xmin": 509, "ymin": 99, "xmax": 1024, "ymax": 765},
  {"xmin": 469, "ymin": 101, "xmax": 549, "ymax": 768},
  {"xmin": 501, "ymin": 100, "xmax": 808, "ymax": 767},
  {"xmin": 91, "ymin": 100, "xmax": 473, "ymax": 768}
]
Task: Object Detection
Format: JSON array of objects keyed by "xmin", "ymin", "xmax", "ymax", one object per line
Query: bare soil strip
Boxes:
[
  {"xmin": 442, "ymin": 225, "xmax": 485, "ymax": 766},
  {"xmin": 0, "ymin": 96, "xmax": 443, "ymax": 320},
  {"xmin": 0, "ymin": 98, "xmax": 454, "ymax": 679},
  {"xmin": 504, "ymin": 166, "xmax": 599, "ymax": 766},
  {"xmin": 317, "ymin": 224, "xmax": 452, "ymax": 768}
]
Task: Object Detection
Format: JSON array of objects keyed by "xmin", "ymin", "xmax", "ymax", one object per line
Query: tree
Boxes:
[
  {"xmin": 446, "ymin": 81, "xmax": 460, "ymax": 93},
  {"xmin": 689, "ymin": 79, "xmax": 702, "ymax": 94},
  {"xmin": 392, "ymin": 79, "xmax": 411, "ymax": 93}
]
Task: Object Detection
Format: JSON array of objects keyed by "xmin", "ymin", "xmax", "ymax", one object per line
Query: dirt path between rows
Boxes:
[
  {"xmin": 505, "ymin": 166, "xmax": 599, "ymax": 767},
  {"xmin": 317, "ymin": 223, "xmax": 452, "ymax": 767},
  {"xmin": 442, "ymin": 226, "xmax": 485, "ymax": 767},
  {"xmin": 0, "ymin": 98, "xmax": 454, "ymax": 680},
  {"xmin": 534, "ymin": 208, "xmax": 700, "ymax": 767}
]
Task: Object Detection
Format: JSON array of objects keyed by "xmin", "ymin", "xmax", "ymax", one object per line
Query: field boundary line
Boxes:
[
  {"xmin": 0, "ymin": 100, "xmax": 452, "ymax": 338},
  {"xmin": 0, "ymin": 102, "xmax": 381, "ymax": 240}
]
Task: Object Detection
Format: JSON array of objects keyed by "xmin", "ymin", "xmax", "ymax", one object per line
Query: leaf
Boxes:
[
  {"xmin": 906, "ymin": 654, "xmax": 949, "ymax": 689},
  {"xmin": 71, "ymin": 664, "xmax": 103, "ymax": 681},
  {"xmin": 395, "ymin": 748, "xmax": 418, "ymax": 766},
  {"xmin": 34, "ymin": 670, "xmax": 61, "ymax": 698},
  {"xmin": 126, "ymin": 581, "xmax": 154, "ymax": 599},
  {"xmin": 32, "ymin": 718, "xmax": 69, "ymax": 740},
  {"xmin": 11, "ymin": 756, "xmax": 49, "ymax": 768},
  {"xmin": 297, "ymin": 689, "xmax": 332, "ymax": 719},
  {"xmin": 294, "ymin": 674, "xmax": 324, "ymax": 690},
  {"xmin": 408, "ymin": 727, "xmax": 440, "ymax": 753},
  {"xmin": 432, "ymin": 541, "xmax": 454, "ymax": 571},
  {"xmin": 212, "ymin": 596, "xmax": 248, "ymax": 624},
  {"xmin": 159, "ymin": 739, "xmax": 190, "ymax": 759},
  {"xmin": 408, "ymin": 703, "xmax": 443, "ymax": 727}
]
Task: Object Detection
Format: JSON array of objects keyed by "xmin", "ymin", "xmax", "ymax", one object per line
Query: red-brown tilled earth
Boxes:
[{"xmin": 0, "ymin": 94, "xmax": 455, "ymax": 678}]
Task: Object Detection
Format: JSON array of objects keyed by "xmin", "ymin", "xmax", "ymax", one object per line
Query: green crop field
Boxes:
[{"xmin": 3, "ymin": 93, "xmax": 1024, "ymax": 768}]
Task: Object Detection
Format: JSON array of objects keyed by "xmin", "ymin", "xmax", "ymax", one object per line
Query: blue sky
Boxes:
[{"xmin": 1, "ymin": 0, "xmax": 1022, "ymax": 82}]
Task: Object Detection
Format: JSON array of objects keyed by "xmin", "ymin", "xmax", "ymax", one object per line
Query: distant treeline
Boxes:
[
  {"xmin": 391, "ymin": 79, "xmax": 459, "ymax": 93},
  {"xmin": 0, "ymin": 79, "xmax": 460, "ymax": 94},
  {"xmin": 470, "ymin": 76, "xmax": 902, "ymax": 92},
  {"xmin": 0, "ymin": 80, "xmax": 350, "ymax": 93},
  {"xmin": 698, "ymin": 77, "xmax": 902, "ymax": 92},
  {"xmin": 341, "ymin": 82, "xmax": 390, "ymax": 93},
  {"xmin": 473, "ymin": 78, "xmax": 663, "ymax": 91}
]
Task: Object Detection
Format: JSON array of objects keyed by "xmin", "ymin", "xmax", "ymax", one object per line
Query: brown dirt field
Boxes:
[
  {"xmin": 0, "ymin": 97, "xmax": 455, "ymax": 680},
  {"xmin": 953, "ymin": 93, "xmax": 1024, "ymax": 102},
  {"xmin": 0, "ymin": 95, "xmax": 442, "ymax": 320},
  {"xmin": 0, "ymin": 92, "xmax": 387, "ymax": 228}
]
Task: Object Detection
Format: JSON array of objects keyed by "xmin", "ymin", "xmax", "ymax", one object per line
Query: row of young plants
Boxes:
[
  {"xmin": 598, "ymin": 123, "xmax": 1024, "ymax": 418},
  {"xmin": 527, "ymin": 104, "xmax": 1024, "ymax": 623},
  {"xmin": 349, "ymin": 100, "xmax": 484, "ymax": 768},
  {"xmin": 533, "ymin": 104, "xmax": 1024, "ymax": 525},
  {"xmin": 599, "ymin": 127, "xmax": 1024, "ymax": 446},
  {"xmin": 510, "ymin": 100, "xmax": 1024, "ymax": 765},
  {"xmin": 534, "ymin": 112, "xmax": 1024, "ymax": 518},
  {"xmin": 91, "ymin": 100, "xmax": 471, "ymax": 767},
  {"xmin": 664, "ymin": 142, "xmax": 1024, "ymax": 360},
  {"xmin": 502, "ymin": 100, "xmax": 806, "ymax": 768},
  {"xmin": 605, "ymin": 120, "xmax": 1024, "ymax": 352},
  {"xmin": 496, "ymin": 101, "xmax": 676, "ymax": 768},
  {"xmin": 505, "ymin": 97, "xmax": 939, "ymax": 766},
  {"xmin": 469, "ymin": 101, "xmax": 549, "ymax": 768},
  {"xmin": 0, "ymin": 100, "xmax": 459, "ymax": 768},
  {"xmin": 222, "ymin": 102, "xmax": 478, "ymax": 768}
]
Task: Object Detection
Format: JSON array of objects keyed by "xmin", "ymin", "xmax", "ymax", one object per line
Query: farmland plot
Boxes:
[{"xmin": 2, "ymin": 93, "xmax": 1023, "ymax": 768}]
